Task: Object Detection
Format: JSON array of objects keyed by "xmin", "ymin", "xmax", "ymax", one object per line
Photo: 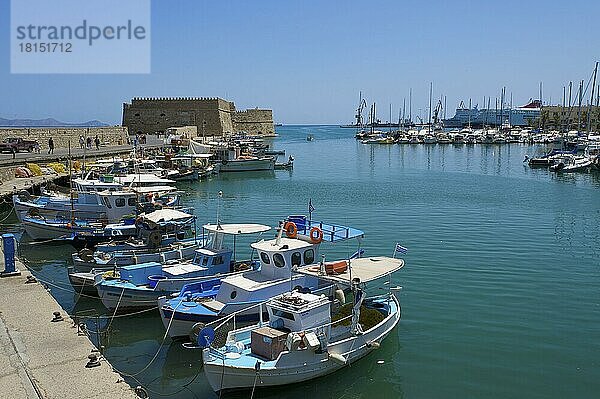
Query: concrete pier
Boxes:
[
  {"xmin": 0, "ymin": 174, "xmax": 67, "ymax": 201},
  {"xmin": 0, "ymin": 258, "xmax": 139, "ymax": 399}
]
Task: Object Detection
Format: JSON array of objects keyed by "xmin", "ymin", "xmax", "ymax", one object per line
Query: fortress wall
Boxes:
[{"xmin": 0, "ymin": 126, "xmax": 128, "ymax": 149}]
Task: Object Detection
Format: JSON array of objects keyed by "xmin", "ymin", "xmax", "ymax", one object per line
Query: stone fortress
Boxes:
[{"xmin": 122, "ymin": 97, "xmax": 275, "ymax": 137}]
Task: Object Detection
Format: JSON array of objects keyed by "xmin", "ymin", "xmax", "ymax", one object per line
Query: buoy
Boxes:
[{"xmin": 334, "ymin": 288, "xmax": 345, "ymax": 304}]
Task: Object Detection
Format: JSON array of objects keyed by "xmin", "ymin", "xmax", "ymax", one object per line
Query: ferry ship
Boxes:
[{"xmin": 444, "ymin": 100, "xmax": 541, "ymax": 128}]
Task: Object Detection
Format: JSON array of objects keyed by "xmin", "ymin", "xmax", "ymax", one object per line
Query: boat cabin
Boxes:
[
  {"xmin": 267, "ymin": 291, "xmax": 331, "ymax": 335},
  {"xmin": 191, "ymin": 247, "xmax": 233, "ymax": 275},
  {"xmin": 97, "ymin": 190, "xmax": 137, "ymax": 222},
  {"xmin": 250, "ymin": 238, "xmax": 318, "ymax": 280}
]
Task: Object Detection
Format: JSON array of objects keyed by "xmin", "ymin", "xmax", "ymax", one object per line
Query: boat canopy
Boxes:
[
  {"xmin": 202, "ymin": 223, "xmax": 271, "ymax": 235},
  {"xmin": 297, "ymin": 256, "xmax": 404, "ymax": 284},
  {"xmin": 115, "ymin": 174, "xmax": 176, "ymax": 184},
  {"xmin": 130, "ymin": 185, "xmax": 179, "ymax": 194},
  {"xmin": 172, "ymin": 153, "xmax": 213, "ymax": 159},
  {"xmin": 141, "ymin": 209, "xmax": 194, "ymax": 223}
]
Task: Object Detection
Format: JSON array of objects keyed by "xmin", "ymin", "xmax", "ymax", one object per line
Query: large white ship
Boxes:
[{"xmin": 444, "ymin": 100, "xmax": 541, "ymax": 128}]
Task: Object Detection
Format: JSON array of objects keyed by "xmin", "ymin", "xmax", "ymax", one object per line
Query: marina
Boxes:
[
  {"xmin": 1, "ymin": 125, "xmax": 599, "ymax": 399},
  {"xmin": 3, "ymin": 2, "xmax": 600, "ymax": 397}
]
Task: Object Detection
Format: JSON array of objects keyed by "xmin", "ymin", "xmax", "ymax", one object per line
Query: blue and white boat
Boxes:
[
  {"xmin": 94, "ymin": 223, "xmax": 271, "ymax": 311},
  {"xmin": 70, "ymin": 209, "xmax": 196, "ymax": 252},
  {"xmin": 21, "ymin": 216, "xmax": 137, "ymax": 242},
  {"xmin": 13, "ymin": 174, "xmax": 178, "ymax": 223},
  {"xmin": 200, "ymin": 254, "xmax": 404, "ymax": 393},
  {"xmin": 159, "ymin": 216, "xmax": 365, "ymax": 339},
  {"xmin": 71, "ymin": 238, "xmax": 201, "ymax": 271}
]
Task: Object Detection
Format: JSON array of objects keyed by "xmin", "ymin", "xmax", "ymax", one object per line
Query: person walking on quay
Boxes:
[
  {"xmin": 86, "ymin": 136, "xmax": 92, "ymax": 149},
  {"xmin": 94, "ymin": 135, "xmax": 100, "ymax": 150},
  {"xmin": 79, "ymin": 135, "xmax": 85, "ymax": 149},
  {"xmin": 34, "ymin": 142, "xmax": 40, "ymax": 153},
  {"xmin": 48, "ymin": 137, "xmax": 54, "ymax": 154}
]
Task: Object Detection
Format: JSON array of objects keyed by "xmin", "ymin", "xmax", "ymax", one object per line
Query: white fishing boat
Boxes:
[
  {"xmin": 159, "ymin": 216, "xmax": 365, "ymax": 339},
  {"xmin": 200, "ymin": 255, "xmax": 404, "ymax": 393}
]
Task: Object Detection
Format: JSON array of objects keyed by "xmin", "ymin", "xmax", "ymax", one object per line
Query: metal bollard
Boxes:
[{"xmin": 1, "ymin": 233, "xmax": 21, "ymax": 277}]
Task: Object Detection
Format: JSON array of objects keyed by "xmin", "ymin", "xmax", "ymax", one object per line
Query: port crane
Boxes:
[{"xmin": 354, "ymin": 91, "xmax": 368, "ymax": 127}]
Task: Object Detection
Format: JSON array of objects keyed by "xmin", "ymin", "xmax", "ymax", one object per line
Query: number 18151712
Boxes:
[{"xmin": 19, "ymin": 43, "xmax": 72, "ymax": 52}]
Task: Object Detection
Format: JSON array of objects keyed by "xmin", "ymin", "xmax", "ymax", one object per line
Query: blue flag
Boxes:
[
  {"xmin": 395, "ymin": 243, "xmax": 408, "ymax": 254},
  {"xmin": 309, "ymin": 199, "xmax": 315, "ymax": 213}
]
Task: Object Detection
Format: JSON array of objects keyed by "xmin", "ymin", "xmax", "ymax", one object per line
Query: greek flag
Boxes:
[
  {"xmin": 308, "ymin": 199, "xmax": 315, "ymax": 213},
  {"xmin": 395, "ymin": 243, "xmax": 408, "ymax": 254}
]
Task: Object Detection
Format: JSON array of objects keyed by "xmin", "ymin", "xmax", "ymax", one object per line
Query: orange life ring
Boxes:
[
  {"xmin": 309, "ymin": 227, "xmax": 323, "ymax": 244},
  {"xmin": 284, "ymin": 222, "xmax": 298, "ymax": 238}
]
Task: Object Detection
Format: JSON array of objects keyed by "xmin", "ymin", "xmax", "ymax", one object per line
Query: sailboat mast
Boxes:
[
  {"xmin": 68, "ymin": 141, "xmax": 74, "ymax": 225},
  {"xmin": 402, "ymin": 98, "xmax": 406, "ymax": 130},
  {"xmin": 587, "ymin": 61, "xmax": 598, "ymax": 135},
  {"xmin": 409, "ymin": 88, "xmax": 412, "ymax": 125},
  {"xmin": 562, "ymin": 86, "xmax": 566, "ymax": 132},
  {"xmin": 428, "ymin": 82, "xmax": 432, "ymax": 133},
  {"xmin": 389, "ymin": 104, "xmax": 392, "ymax": 133},
  {"xmin": 577, "ymin": 80, "xmax": 583, "ymax": 131},
  {"xmin": 567, "ymin": 81, "xmax": 573, "ymax": 131},
  {"xmin": 538, "ymin": 82, "xmax": 543, "ymax": 130},
  {"xmin": 500, "ymin": 87, "xmax": 504, "ymax": 129}
]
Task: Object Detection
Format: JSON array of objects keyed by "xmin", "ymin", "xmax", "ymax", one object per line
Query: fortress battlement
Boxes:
[{"xmin": 123, "ymin": 97, "xmax": 274, "ymax": 136}]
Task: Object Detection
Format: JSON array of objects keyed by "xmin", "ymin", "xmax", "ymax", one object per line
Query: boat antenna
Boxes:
[
  {"xmin": 68, "ymin": 140, "xmax": 74, "ymax": 225},
  {"xmin": 216, "ymin": 190, "xmax": 223, "ymax": 229}
]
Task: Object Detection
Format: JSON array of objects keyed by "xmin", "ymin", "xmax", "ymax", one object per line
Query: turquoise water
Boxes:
[{"xmin": 10, "ymin": 125, "xmax": 600, "ymax": 398}]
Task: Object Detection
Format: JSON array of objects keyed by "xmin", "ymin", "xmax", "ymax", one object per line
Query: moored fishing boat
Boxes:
[
  {"xmin": 95, "ymin": 223, "xmax": 271, "ymax": 311},
  {"xmin": 200, "ymin": 254, "xmax": 404, "ymax": 393},
  {"xmin": 159, "ymin": 216, "xmax": 366, "ymax": 339}
]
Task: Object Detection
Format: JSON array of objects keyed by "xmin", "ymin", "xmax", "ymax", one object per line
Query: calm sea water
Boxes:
[{"xmin": 8, "ymin": 125, "xmax": 600, "ymax": 398}]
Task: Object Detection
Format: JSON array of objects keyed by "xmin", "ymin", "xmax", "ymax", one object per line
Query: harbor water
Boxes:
[{"xmin": 9, "ymin": 125, "xmax": 600, "ymax": 398}]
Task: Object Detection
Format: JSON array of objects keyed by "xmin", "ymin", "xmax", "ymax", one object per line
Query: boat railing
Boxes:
[{"xmin": 286, "ymin": 216, "xmax": 364, "ymax": 242}]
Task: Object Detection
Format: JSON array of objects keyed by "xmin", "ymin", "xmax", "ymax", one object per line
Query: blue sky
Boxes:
[{"xmin": 1, "ymin": 0, "xmax": 599, "ymax": 124}]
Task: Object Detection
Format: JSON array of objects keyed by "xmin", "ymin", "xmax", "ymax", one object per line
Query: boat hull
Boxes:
[
  {"xmin": 68, "ymin": 271, "xmax": 100, "ymax": 296},
  {"xmin": 22, "ymin": 218, "xmax": 83, "ymax": 240},
  {"xmin": 220, "ymin": 158, "xmax": 275, "ymax": 172}
]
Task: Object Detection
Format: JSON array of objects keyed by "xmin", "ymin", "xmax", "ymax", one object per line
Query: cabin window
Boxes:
[
  {"xmin": 128, "ymin": 198, "xmax": 136, "ymax": 206},
  {"xmin": 202, "ymin": 257, "xmax": 208, "ymax": 266},
  {"xmin": 230, "ymin": 290, "xmax": 237, "ymax": 299},
  {"xmin": 213, "ymin": 255, "xmax": 224, "ymax": 265},
  {"xmin": 273, "ymin": 309, "xmax": 295, "ymax": 321},
  {"xmin": 102, "ymin": 197, "xmax": 112, "ymax": 209},
  {"xmin": 303, "ymin": 249, "xmax": 315, "ymax": 264},
  {"xmin": 260, "ymin": 252, "xmax": 270, "ymax": 264},
  {"xmin": 273, "ymin": 253, "xmax": 285, "ymax": 268},
  {"xmin": 291, "ymin": 252, "xmax": 301, "ymax": 266},
  {"xmin": 115, "ymin": 198, "xmax": 125, "ymax": 207}
]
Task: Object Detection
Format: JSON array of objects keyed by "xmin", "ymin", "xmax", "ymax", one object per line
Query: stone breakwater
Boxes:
[{"xmin": 0, "ymin": 126, "xmax": 128, "ymax": 150}]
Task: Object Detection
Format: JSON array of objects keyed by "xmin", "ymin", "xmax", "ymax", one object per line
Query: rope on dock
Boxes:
[
  {"xmin": 0, "ymin": 205, "xmax": 15, "ymax": 224},
  {"xmin": 13, "ymin": 256, "xmax": 204, "ymax": 396}
]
